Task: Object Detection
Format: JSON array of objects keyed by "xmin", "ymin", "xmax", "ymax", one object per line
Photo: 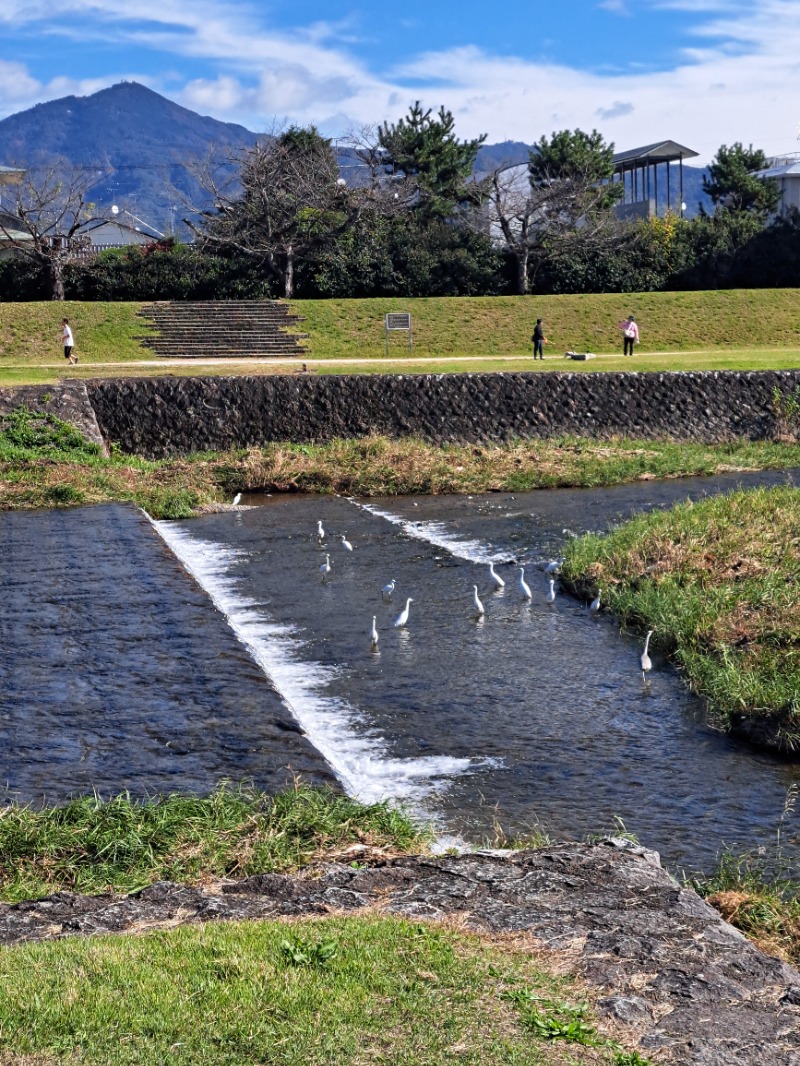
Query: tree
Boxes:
[
  {"xmin": 486, "ymin": 128, "xmax": 623, "ymax": 295},
  {"xmin": 0, "ymin": 165, "xmax": 107, "ymax": 299},
  {"xmin": 703, "ymin": 143, "xmax": 780, "ymax": 218},
  {"xmin": 193, "ymin": 126, "xmax": 351, "ymax": 298},
  {"xmin": 377, "ymin": 102, "xmax": 487, "ymax": 221}
]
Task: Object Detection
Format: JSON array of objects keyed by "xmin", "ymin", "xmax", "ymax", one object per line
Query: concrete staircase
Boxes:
[{"xmin": 137, "ymin": 300, "xmax": 309, "ymax": 359}]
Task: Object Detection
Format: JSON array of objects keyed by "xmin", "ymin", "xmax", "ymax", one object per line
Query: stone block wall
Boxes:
[{"xmin": 82, "ymin": 370, "xmax": 800, "ymax": 457}]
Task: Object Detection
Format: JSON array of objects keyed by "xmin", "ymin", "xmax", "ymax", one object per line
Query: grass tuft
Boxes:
[{"xmin": 0, "ymin": 783, "xmax": 427, "ymax": 903}]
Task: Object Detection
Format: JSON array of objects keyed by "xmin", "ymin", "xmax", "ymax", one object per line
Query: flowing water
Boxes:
[{"xmin": 2, "ymin": 470, "xmax": 799, "ymax": 872}]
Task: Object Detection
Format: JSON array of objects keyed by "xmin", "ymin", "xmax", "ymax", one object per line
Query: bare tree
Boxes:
[
  {"xmin": 485, "ymin": 129, "xmax": 624, "ymax": 295},
  {"xmin": 190, "ymin": 126, "xmax": 356, "ymax": 299},
  {"xmin": 0, "ymin": 164, "xmax": 109, "ymax": 299}
]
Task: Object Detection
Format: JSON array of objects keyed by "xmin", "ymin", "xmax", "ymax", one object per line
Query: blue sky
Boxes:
[{"xmin": 1, "ymin": 0, "xmax": 798, "ymax": 162}]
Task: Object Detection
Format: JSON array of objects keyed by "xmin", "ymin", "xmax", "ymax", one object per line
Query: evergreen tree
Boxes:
[
  {"xmin": 378, "ymin": 102, "xmax": 487, "ymax": 221},
  {"xmin": 703, "ymin": 143, "xmax": 780, "ymax": 218}
]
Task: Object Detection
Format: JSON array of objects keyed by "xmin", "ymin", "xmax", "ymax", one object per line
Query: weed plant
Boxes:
[
  {"xmin": 0, "ymin": 783, "xmax": 426, "ymax": 902},
  {"xmin": 562, "ymin": 485, "xmax": 800, "ymax": 747},
  {"xmin": 694, "ymin": 784, "xmax": 800, "ymax": 962}
]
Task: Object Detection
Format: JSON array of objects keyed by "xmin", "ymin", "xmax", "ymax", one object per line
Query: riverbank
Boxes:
[
  {"xmin": 562, "ymin": 485, "xmax": 800, "ymax": 754},
  {"xmin": 0, "ymin": 821, "xmax": 797, "ymax": 1065},
  {"xmin": 5, "ymin": 406, "xmax": 800, "ymax": 518}
]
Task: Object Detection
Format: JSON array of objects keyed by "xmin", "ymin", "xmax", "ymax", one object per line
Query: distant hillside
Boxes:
[
  {"xmin": 0, "ymin": 82, "xmax": 711, "ymax": 232},
  {"xmin": 0, "ymin": 82, "xmax": 259, "ymax": 235}
]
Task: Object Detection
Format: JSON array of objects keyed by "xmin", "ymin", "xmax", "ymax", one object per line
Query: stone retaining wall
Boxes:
[{"xmin": 82, "ymin": 370, "xmax": 800, "ymax": 457}]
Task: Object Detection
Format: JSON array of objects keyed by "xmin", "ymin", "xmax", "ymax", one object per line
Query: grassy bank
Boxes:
[
  {"xmin": 294, "ymin": 290, "xmax": 800, "ymax": 359},
  {"xmin": 0, "ymin": 917, "xmax": 648, "ymax": 1066},
  {"xmin": 5, "ymin": 407, "xmax": 800, "ymax": 517},
  {"xmin": 0, "ymin": 291, "xmax": 798, "ymax": 388},
  {"xmin": 561, "ymin": 485, "xmax": 800, "ymax": 752},
  {"xmin": 0, "ymin": 783, "xmax": 425, "ymax": 903}
]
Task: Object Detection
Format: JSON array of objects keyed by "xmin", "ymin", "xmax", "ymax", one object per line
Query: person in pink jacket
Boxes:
[{"xmin": 619, "ymin": 315, "xmax": 639, "ymax": 356}]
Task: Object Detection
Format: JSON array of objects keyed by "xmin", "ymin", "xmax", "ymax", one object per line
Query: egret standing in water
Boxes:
[
  {"xmin": 394, "ymin": 598, "xmax": 413, "ymax": 627},
  {"xmin": 518, "ymin": 567, "xmax": 532, "ymax": 600},
  {"xmin": 641, "ymin": 630, "xmax": 653, "ymax": 684},
  {"xmin": 382, "ymin": 579, "xmax": 396, "ymax": 599},
  {"xmin": 488, "ymin": 563, "xmax": 505, "ymax": 589},
  {"xmin": 546, "ymin": 578, "xmax": 556, "ymax": 605},
  {"xmin": 341, "ymin": 533, "xmax": 353, "ymax": 551},
  {"xmin": 370, "ymin": 616, "xmax": 379, "ymax": 649},
  {"xmin": 320, "ymin": 554, "xmax": 331, "ymax": 582},
  {"xmin": 472, "ymin": 586, "xmax": 485, "ymax": 617},
  {"xmin": 589, "ymin": 589, "xmax": 601, "ymax": 616},
  {"xmin": 232, "ymin": 493, "xmax": 242, "ymax": 507},
  {"xmin": 317, "ymin": 520, "xmax": 325, "ymax": 542},
  {"xmin": 545, "ymin": 558, "xmax": 563, "ymax": 574}
]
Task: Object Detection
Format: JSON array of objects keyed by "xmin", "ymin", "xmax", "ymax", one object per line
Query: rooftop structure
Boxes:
[
  {"xmin": 754, "ymin": 153, "xmax": 800, "ymax": 215},
  {"xmin": 612, "ymin": 140, "xmax": 699, "ymax": 220}
]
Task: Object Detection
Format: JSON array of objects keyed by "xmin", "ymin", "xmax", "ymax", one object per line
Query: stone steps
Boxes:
[{"xmin": 137, "ymin": 300, "xmax": 308, "ymax": 359}]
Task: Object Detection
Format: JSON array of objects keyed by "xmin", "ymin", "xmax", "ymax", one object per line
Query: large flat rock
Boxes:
[{"xmin": 1, "ymin": 843, "xmax": 797, "ymax": 1064}]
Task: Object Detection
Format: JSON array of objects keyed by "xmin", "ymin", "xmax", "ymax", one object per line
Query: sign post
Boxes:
[{"xmin": 384, "ymin": 312, "xmax": 412, "ymax": 357}]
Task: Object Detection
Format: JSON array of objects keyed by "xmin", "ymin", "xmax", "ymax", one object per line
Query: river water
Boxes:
[{"xmin": 2, "ymin": 470, "xmax": 799, "ymax": 872}]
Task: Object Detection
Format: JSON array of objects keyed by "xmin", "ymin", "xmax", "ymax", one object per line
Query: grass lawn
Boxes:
[
  {"xmin": 561, "ymin": 485, "xmax": 800, "ymax": 753},
  {"xmin": 292, "ymin": 290, "xmax": 800, "ymax": 359},
  {"xmin": 0, "ymin": 291, "xmax": 799, "ymax": 387},
  {"xmin": 0, "ymin": 917, "xmax": 645, "ymax": 1066}
]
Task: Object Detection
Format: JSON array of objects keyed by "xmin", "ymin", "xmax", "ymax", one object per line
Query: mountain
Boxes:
[
  {"xmin": 0, "ymin": 82, "xmax": 259, "ymax": 235},
  {"xmin": 0, "ymin": 82, "xmax": 711, "ymax": 234}
]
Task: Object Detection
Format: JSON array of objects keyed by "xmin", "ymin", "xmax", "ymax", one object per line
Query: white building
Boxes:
[{"xmin": 754, "ymin": 153, "xmax": 800, "ymax": 216}]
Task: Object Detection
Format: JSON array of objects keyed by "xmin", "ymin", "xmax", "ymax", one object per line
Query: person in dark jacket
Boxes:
[{"xmin": 531, "ymin": 319, "xmax": 547, "ymax": 360}]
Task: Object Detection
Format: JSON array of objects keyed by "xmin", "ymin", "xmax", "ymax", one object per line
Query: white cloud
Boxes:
[{"xmin": 0, "ymin": 0, "xmax": 798, "ymax": 163}]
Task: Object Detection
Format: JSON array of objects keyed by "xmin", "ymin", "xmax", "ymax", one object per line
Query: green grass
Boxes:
[
  {"xmin": 0, "ymin": 291, "xmax": 799, "ymax": 387},
  {"xmin": 561, "ymin": 485, "xmax": 800, "ymax": 750},
  {"xmin": 0, "ymin": 301, "xmax": 155, "ymax": 366},
  {"xmin": 0, "ymin": 783, "xmax": 426, "ymax": 903},
  {"xmin": 6, "ymin": 406, "xmax": 800, "ymax": 515},
  {"xmin": 0, "ymin": 916, "xmax": 646, "ymax": 1065},
  {"xmin": 292, "ymin": 290, "xmax": 800, "ymax": 359}
]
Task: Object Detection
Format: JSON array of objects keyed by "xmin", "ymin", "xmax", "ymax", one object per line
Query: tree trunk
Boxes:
[
  {"xmin": 515, "ymin": 249, "xmax": 529, "ymax": 296},
  {"xmin": 49, "ymin": 260, "xmax": 65, "ymax": 301},
  {"xmin": 283, "ymin": 246, "xmax": 295, "ymax": 299}
]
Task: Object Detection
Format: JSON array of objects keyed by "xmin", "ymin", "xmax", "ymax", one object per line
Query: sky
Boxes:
[{"xmin": 1, "ymin": 0, "xmax": 799, "ymax": 163}]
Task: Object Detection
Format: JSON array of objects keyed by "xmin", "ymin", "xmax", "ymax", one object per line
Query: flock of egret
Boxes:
[{"xmin": 310, "ymin": 517, "xmax": 654, "ymax": 684}]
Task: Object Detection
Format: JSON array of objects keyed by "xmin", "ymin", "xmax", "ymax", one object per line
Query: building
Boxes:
[
  {"xmin": 754, "ymin": 153, "xmax": 800, "ymax": 216},
  {"xmin": 612, "ymin": 141, "xmax": 699, "ymax": 220}
]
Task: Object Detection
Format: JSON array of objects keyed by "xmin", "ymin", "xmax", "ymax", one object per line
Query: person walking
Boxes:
[
  {"xmin": 531, "ymin": 318, "xmax": 548, "ymax": 360},
  {"xmin": 619, "ymin": 314, "xmax": 639, "ymax": 356},
  {"xmin": 61, "ymin": 318, "xmax": 77, "ymax": 365}
]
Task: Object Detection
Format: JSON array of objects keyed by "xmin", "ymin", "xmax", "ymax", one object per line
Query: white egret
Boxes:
[
  {"xmin": 641, "ymin": 630, "xmax": 653, "ymax": 684},
  {"xmin": 232, "ymin": 492, "xmax": 242, "ymax": 507},
  {"xmin": 545, "ymin": 558, "xmax": 563, "ymax": 574},
  {"xmin": 472, "ymin": 585, "xmax": 485, "ymax": 617},
  {"xmin": 320, "ymin": 554, "xmax": 331, "ymax": 582},
  {"xmin": 488, "ymin": 563, "xmax": 505, "ymax": 589},
  {"xmin": 370, "ymin": 616, "xmax": 379, "ymax": 648},
  {"xmin": 546, "ymin": 578, "xmax": 556, "ymax": 604},
  {"xmin": 518, "ymin": 567, "xmax": 532, "ymax": 600},
  {"xmin": 317, "ymin": 520, "xmax": 325, "ymax": 542},
  {"xmin": 341, "ymin": 533, "xmax": 353, "ymax": 551},
  {"xmin": 589, "ymin": 589, "xmax": 601, "ymax": 615},
  {"xmin": 382, "ymin": 579, "xmax": 396, "ymax": 598},
  {"xmin": 394, "ymin": 598, "xmax": 413, "ymax": 627}
]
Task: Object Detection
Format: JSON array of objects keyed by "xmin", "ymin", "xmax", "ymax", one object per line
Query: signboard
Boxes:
[{"xmin": 384, "ymin": 312, "xmax": 412, "ymax": 355}]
